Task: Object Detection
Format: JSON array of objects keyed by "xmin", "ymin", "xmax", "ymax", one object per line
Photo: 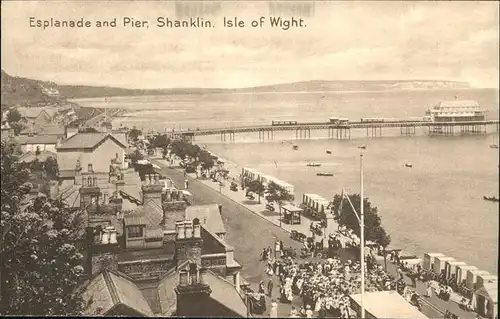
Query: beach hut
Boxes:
[
  {"xmin": 445, "ymin": 260, "xmax": 467, "ymax": 279},
  {"xmin": 456, "ymin": 265, "xmax": 478, "ymax": 286},
  {"xmin": 467, "ymin": 270, "xmax": 490, "ymax": 290},
  {"xmin": 472, "ymin": 282, "xmax": 498, "ymax": 319},
  {"xmin": 423, "ymin": 253, "xmax": 445, "ymax": 272},
  {"xmin": 476, "ymin": 275, "xmax": 498, "ymax": 289},
  {"xmin": 433, "ymin": 256, "xmax": 455, "ymax": 275}
]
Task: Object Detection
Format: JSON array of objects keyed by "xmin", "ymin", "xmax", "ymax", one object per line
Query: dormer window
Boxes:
[
  {"xmin": 88, "ymin": 164, "xmax": 93, "ymax": 172},
  {"xmin": 127, "ymin": 226, "xmax": 143, "ymax": 238}
]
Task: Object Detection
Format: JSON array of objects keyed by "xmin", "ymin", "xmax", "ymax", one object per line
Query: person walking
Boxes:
[
  {"xmin": 267, "ymin": 279, "xmax": 274, "ymax": 297},
  {"xmin": 269, "ymin": 299, "xmax": 278, "ymax": 318},
  {"xmin": 425, "ymin": 281, "xmax": 433, "ymax": 298},
  {"xmin": 259, "ymin": 281, "xmax": 265, "ymax": 294},
  {"xmin": 274, "ymin": 241, "xmax": 281, "ymax": 258}
]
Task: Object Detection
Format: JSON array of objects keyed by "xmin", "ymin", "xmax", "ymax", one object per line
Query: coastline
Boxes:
[
  {"xmin": 198, "ymin": 142, "xmax": 495, "ymax": 275},
  {"xmin": 154, "ymin": 153, "xmax": 475, "ymax": 318}
]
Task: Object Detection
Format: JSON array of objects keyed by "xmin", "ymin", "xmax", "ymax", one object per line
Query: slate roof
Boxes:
[
  {"xmin": 57, "ymin": 133, "xmax": 126, "ymax": 150},
  {"xmin": 20, "ymin": 123, "xmax": 64, "ymax": 136},
  {"xmin": 17, "ymin": 151, "xmax": 56, "ymax": 163},
  {"xmin": 84, "ymin": 269, "xmax": 153, "ymax": 316},
  {"xmin": 156, "ymin": 265, "xmax": 247, "ymax": 317},
  {"xmin": 185, "ymin": 204, "xmax": 226, "ymax": 234},
  {"xmin": 19, "ymin": 134, "xmax": 59, "ymax": 145},
  {"xmin": 204, "ymin": 271, "xmax": 248, "ymax": 317}
]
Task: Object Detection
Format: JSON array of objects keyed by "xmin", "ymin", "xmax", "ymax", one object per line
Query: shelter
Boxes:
[
  {"xmin": 472, "ymin": 282, "xmax": 497, "ymax": 319},
  {"xmin": 281, "ymin": 204, "xmax": 302, "ymax": 225},
  {"xmin": 349, "ymin": 290, "xmax": 428, "ymax": 319}
]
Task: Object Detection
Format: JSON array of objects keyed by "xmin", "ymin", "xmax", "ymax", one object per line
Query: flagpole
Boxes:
[{"xmin": 360, "ymin": 151, "xmax": 365, "ymax": 319}]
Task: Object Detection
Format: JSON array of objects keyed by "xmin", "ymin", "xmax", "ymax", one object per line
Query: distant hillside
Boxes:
[
  {"xmin": 57, "ymin": 85, "xmax": 226, "ymax": 99},
  {"xmin": 1, "ymin": 70, "xmax": 103, "ymax": 120},
  {"xmin": 1, "ymin": 70, "xmax": 471, "ymax": 103},
  {"xmin": 235, "ymin": 80, "xmax": 471, "ymax": 93},
  {"xmin": 1, "ymin": 70, "xmax": 66, "ymax": 107}
]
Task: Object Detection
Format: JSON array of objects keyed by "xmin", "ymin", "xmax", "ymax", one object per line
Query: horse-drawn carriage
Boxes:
[
  {"xmin": 309, "ymin": 221, "xmax": 323, "ymax": 236},
  {"xmin": 290, "ymin": 230, "xmax": 307, "ymax": 242},
  {"xmin": 282, "ymin": 247, "xmax": 298, "ymax": 259}
]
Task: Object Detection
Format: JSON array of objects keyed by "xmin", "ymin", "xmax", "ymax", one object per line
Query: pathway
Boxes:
[{"xmin": 152, "ymin": 159, "xmax": 481, "ymax": 319}]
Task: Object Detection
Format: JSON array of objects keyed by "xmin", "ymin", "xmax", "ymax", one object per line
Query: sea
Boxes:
[{"xmin": 74, "ymin": 88, "xmax": 499, "ymax": 273}]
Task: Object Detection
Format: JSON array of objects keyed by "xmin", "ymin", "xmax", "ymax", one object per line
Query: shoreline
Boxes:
[
  {"xmin": 154, "ymin": 156, "xmax": 477, "ymax": 318},
  {"xmin": 198, "ymin": 143, "xmax": 496, "ymax": 276}
]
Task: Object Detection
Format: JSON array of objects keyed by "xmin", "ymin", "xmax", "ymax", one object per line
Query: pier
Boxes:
[{"xmin": 174, "ymin": 119, "xmax": 499, "ymax": 141}]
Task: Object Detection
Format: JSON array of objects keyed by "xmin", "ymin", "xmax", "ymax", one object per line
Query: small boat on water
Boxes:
[
  {"xmin": 404, "ymin": 163, "xmax": 413, "ymax": 168},
  {"xmin": 317, "ymin": 172, "xmax": 333, "ymax": 176},
  {"xmin": 307, "ymin": 163, "xmax": 321, "ymax": 167},
  {"xmin": 293, "ymin": 145, "xmax": 299, "ymax": 150},
  {"xmin": 490, "ymin": 144, "xmax": 499, "ymax": 149},
  {"xmin": 483, "ymin": 196, "xmax": 499, "ymax": 202},
  {"xmin": 326, "ymin": 150, "xmax": 332, "ymax": 154}
]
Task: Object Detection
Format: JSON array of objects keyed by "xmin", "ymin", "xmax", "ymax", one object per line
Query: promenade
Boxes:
[{"xmin": 152, "ymin": 159, "xmax": 482, "ymax": 319}]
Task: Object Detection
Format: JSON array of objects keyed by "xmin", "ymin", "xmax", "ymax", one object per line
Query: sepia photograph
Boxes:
[{"xmin": 0, "ymin": 0, "xmax": 498, "ymax": 318}]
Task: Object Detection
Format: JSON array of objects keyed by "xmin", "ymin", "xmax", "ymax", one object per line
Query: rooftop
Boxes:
[
  {"xmin": 17, "ymin": 150, "xmax": 56, "ymax": 163},
  {"xmin": 350, "ymin": 290, "xmax": 428, "ymax": 319},
  {"xmin": 185, "ymin": 204, "xmax": 226, "ymax": 234},
  {"xmin": 57, "ymin": 133, "xmax": 126, "ymax": 150},
  {"xmin": 434, "ymin": 100, "xmax": 480, "ymax": 108},
  {"xmin": 84, "ymin": 269, "xmax": 154, "ymax": 316},
  {"xmin": 18, "ymin": 134, "xmax": 59, "ymax": 145}
]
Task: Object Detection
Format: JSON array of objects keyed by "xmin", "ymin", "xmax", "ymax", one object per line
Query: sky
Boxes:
[{"xmin": 1, "ymin": 1, "xmax": 499, "ymax": 89}]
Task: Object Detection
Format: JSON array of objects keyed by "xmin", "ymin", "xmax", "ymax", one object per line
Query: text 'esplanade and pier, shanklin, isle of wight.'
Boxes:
[{"xmin": 29, "ymin": 16, "xmax": 307, "ymax": 30}]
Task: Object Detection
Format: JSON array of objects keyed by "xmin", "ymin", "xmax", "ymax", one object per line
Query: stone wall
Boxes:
[{"xmin": 118, "ymin": 258, "xmax": 175, "ymax": 281}]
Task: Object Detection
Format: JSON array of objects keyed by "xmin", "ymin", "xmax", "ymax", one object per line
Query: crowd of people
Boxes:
[{"xmin": 257, "ymin": 236, "xmax": 418, "ymax": 318}]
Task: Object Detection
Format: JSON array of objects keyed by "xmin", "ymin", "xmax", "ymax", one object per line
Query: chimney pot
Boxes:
[
  {"xmin": 199, "ymin": 268, "xmax": 208, "ymax": 284},
  {"xmin": 176, "ymin": 222, "xmax": 186, "ymax": 239},
  {"xmin": 155, "ymin": 174, "xmax": 160, "ymax": 183},
  {"xmin": 145, "ymin": 174, "xmax": 150, "ymax": 185},
  {"xmin": 179, "ymin": 270, "xmax": 188, "ymax": 286},
  {"xmin": 193, "ymin": 224, "xmax": 201, "ymax": 238},
  {"xmin": 184, "ymin": 221, "xmax": 193, "ymax": 238}
]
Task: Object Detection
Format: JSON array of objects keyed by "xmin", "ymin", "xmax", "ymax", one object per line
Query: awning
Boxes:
[{"xmin": 182, "ymin": 190, "xmax": 193, "ymax": 197}]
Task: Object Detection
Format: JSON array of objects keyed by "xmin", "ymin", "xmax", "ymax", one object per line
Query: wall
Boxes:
[
  {"xmin": 175, "ymin": 238, "xmax": 202, "ymax": 265},
  {"xmin": 118, "ymin": 258, "xmax": 175, "ymax": 281},
  {"xmin": 57, "ymin": 138, "xmax": 125, "ymax": 173},
  {"xmin": 91, "ymin": 252, "xmax": 118, "ymax": 276}
]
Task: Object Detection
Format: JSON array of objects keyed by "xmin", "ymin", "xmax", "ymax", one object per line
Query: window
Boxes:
[
  {"xmin": 88, "ymin": 164, "xmax": 93, "ymax": 172},
  {"xmin": 128, "ymin": 226, "xmax": 143, "ymax": 238}
]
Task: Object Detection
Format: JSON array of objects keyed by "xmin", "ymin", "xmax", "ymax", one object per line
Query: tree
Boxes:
[
  {"xmin": 43, "ymin": 156, "xmax": 59, "ymax": 180},
  {"xmin": 150, "ymin": 134, "xmax": 171, "ymax": 149},
  {"xmin": 128, "ymin": 127, "xmax": 142, "ymax": 142},
  {"xmin": 330, "ymin": 193, "xmax": 391, "ymax": 248},
  {"xmin": 246, "ymin": 179, "xmax": 266, "ymax": 204},
  {"xmin": 6, "ymin": 108, "xmax": 22, "ymax": 124},
  {"xmin": 1, "ymin": 141, "xmax": 90, "ymax": 315},
  {"xmin": 265, "ymin": 181, "xmax": 294, "ymax": 227},
  {"xmin": 127, "ymin": 149, "xmax": 144, "ymax": 166}
]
